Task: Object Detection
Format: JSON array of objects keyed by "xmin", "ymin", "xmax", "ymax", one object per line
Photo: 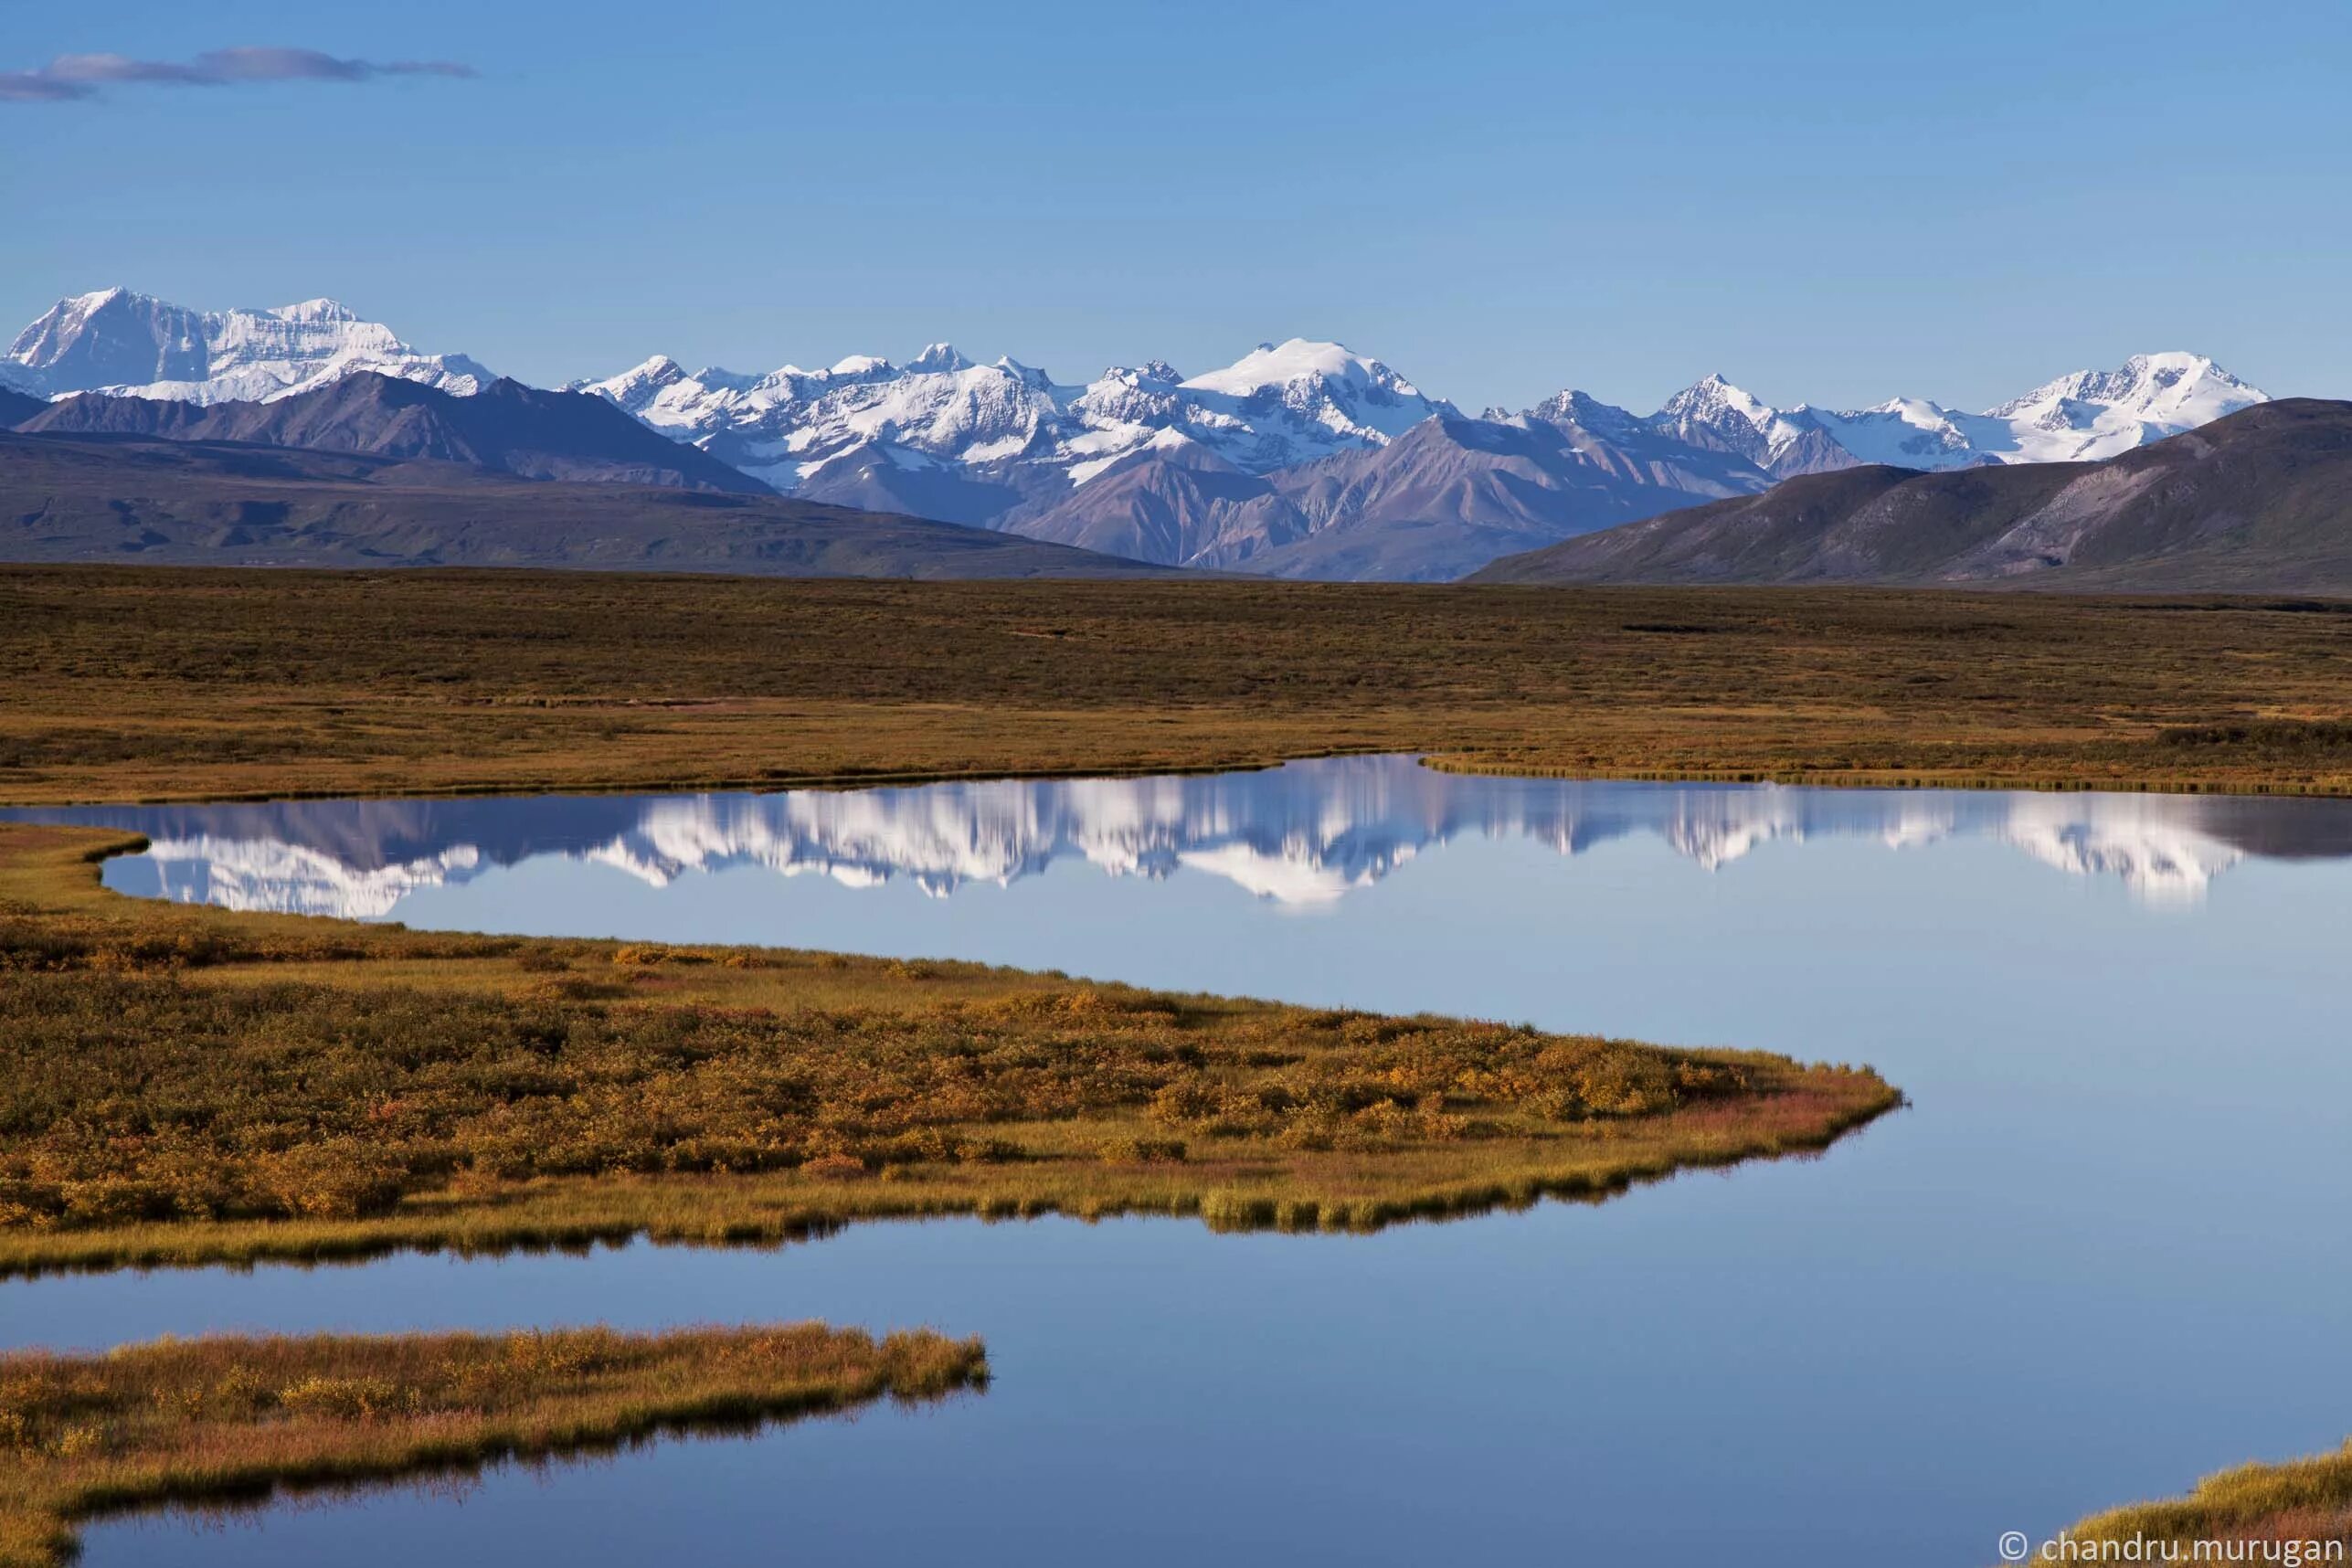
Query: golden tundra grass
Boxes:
[
  {"xmin": 1, "ymin": 568, "xmax": 2349, "ymax": 806},
  {"xmin": 2042, "ymin": 1442, "xmax": 2352, "ymax": 1561},
  {"xmin": 0, "ymin": 1322, "xmax": 986, "ymax": 1568},
  {"xmin": 0, "ymin": 823, "xmax": 1897, "ymax": 1275}
]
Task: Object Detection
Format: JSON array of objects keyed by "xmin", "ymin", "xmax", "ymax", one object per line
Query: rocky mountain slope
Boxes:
[
  {"xmin": 1467, "ymin": 400, "xmax": 2352, "ymax": 593},
  {"xmin": 17, "ymin": 372, "xmax": 769, "ymax": 493},
  {"xmin": 1010, "ymin": 408, "xmax": 1777, "ymax": 580},
  {"xmin": 0, "ymin": 431, "xmax": 1168, "ymax": 578}
]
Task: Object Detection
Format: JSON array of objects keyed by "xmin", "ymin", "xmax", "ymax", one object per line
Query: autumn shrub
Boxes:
[
  {"xmin": 277, "ymin": 1374, "xmax": 406, "ymax": 1421},
  {"xmin": 1097, "ymin": 1137, "xmax": 1187, "ymax": 1164}
]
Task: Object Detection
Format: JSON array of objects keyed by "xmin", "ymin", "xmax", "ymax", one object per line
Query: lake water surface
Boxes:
[{"xmin": 7, "ymin": 758, "xmax": 2350, "ymax": 1566}]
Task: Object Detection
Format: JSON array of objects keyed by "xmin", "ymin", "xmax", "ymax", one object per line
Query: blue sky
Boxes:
[{"xmin": 5, "ymin": 0, "xmax": 2347, "ymax": 414}]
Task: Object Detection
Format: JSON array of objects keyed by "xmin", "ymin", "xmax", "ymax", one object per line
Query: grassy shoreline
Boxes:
[
  {"xmin": 0, "ymin": 823, "xmax": 1898, "ymax": 1277},
  {"xmin": 5, "ymin": 568, "xmax": 2350, "ymax": 807},
  {"xmin": 0, "ymin": 1322, "xmax": 986, "ymax": 1568},
  {"xmin": 2039, "ymin": 1441, "xmax": 2352, "ymax": 1561}
]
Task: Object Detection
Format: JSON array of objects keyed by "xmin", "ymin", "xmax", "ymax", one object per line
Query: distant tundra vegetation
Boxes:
[{"xmin": 4, "ymin": 569, "xmax": 2350, "ymax": 807}]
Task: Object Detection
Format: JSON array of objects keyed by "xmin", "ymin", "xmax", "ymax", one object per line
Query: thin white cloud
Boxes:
[{"xmin": 1, "ymin": 47, "xmax": 475, "ymax": 103}]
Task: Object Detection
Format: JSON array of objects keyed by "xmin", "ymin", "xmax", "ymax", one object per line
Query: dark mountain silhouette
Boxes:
[
  {"xmin": 1467, "ymin": 400, "xmax": 2352, "ymax": 594},
  {"xmin": 16, "ymin": 372, "xmax": 770, "ymax": 494}
]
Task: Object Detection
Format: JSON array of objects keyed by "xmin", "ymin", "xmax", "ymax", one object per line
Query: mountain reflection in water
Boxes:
[{"xmin": 14, "ymin": 757, "xmax": 2351, "ymax": 921}]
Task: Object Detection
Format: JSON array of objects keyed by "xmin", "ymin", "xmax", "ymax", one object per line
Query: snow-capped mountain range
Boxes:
[
  {"xmin": 1, "ymin": 287, "xmax": 2273, "ymax": 578},
  {"xmin": 559, "ymin": 334, "xmax": 2265, "ymax": 576},
  {"xmin": 565, "ymin": 336, "xmax": 1459, "ymax": 523},
  {"xmin": 578, "ymin": 340, "xmax": 2263, "ymax": 498}
]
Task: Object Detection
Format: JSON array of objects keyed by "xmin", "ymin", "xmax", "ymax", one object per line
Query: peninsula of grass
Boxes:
[
  {"xmin": 0, "ymin": 823, "xmax": 1898, "ymax": 1276},
  {"xmin": 2037, "ymin": 1440, "xmax": 2352, "ymax": 1562},
  {"xmin": 0, "ymin": 1321, "xmax": 986, "ymax": 1568},
  {"xmin": 4, "ymin": 568, "xmax": 2350, "ymax": 806}
]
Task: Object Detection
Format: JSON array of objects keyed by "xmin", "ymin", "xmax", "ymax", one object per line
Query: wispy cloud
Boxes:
[{"xmin": 1, "ymin": 47, "xmax": 475, "ymax": 103}]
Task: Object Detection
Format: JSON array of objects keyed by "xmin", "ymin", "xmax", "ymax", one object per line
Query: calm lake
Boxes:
[{"xmin": 7, "ymin": 757, "xmax": 2350, "ymax": 1567}]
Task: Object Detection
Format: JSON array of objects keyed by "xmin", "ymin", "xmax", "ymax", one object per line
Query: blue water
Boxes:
[{"xmin": 7, "ymin": 759, "xmax": 2349, "ymax": 1566}]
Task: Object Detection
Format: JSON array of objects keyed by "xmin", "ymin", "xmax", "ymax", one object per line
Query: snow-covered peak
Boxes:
[
  {"xmin": 909, "ymin": 342, "xmax": 971, "ymax": 374},
  {"xmin": 7, "ymin": 289, "xmax": 208, "ymax": 392},
  {"xmin": 1169, "ymin": 338, "xmax": 1456, "ymax": 465},
  {"xmin": 1181, "ymin": 337, "xmax": 1425, "ymax": 405},
  {"xmin": 1655, "ymin": 372, "xmax": 1777, "ymax": 433},
  {"xmin": 3, "ymin": 287, "xmax": 491, "ymax": 405},
  {"xmin": 1987, "ymin": 352, "xmax": 2259, "ymax": 419},
  {"xmin": 828, "ymin": 353, "xmax": 891, "ymax": 376},
  {"xmin": 1528, "ymin": 388, "xmax": 1646, "ymax": 440},
  {"xmin": 1648, "ymin": 373, "xmax": 1823, "ymax": 469},
  {"xmin": 991, "ymin": 355, "xmax": 1055, "ymax": 389},
  {"xmin": 570, "ymin": 354, "xmax": 687, "ymax": 402}
]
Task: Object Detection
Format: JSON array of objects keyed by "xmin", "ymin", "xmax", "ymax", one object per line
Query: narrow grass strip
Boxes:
[{"xmin": 0, "ymin": 1322, "xmax": 987, "ymax": 1568}]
